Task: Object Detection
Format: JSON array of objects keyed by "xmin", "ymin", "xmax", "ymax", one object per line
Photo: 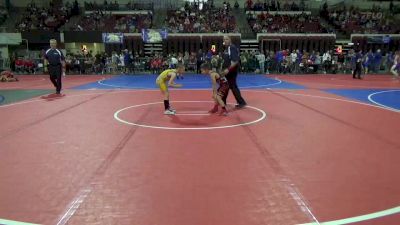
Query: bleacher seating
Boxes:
[
  {"xmin": 73, "ymin": 11, "xmax": 152, "ymax": 32},
  {"xmin": 247, "ymin": 12, "xmax": 327, "ymax": 33},
  {"xmin": 165, "ymin": 2, "xmax": 237, "ymax": 33}
]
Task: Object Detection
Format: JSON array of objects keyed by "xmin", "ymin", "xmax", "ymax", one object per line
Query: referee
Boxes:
[
  {"xmin": 221, "ymin": 35, "xmax": 246, "ymax": 108},
  {"xmin": 45, "ymin": 39, "xmax": 66, "ymax": 94}
]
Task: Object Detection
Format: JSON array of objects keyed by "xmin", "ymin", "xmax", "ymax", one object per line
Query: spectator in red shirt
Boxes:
[
  {"xmin": 150, "ymin": 57, "xmax": 158, "ymax": 74},
  {"xmin": 15, "ymin": 58, "xmax": 24, "ymax": 73},
  {"xmin": 24, "ymin": 59, "xmax": 35, "ymax": 74}
]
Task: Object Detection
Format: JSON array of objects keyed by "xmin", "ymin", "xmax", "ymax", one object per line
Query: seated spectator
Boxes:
[
  {"xmin": 24, "ymin": 59, "xmax": 36, "ymax": 74},
  {"xmin": 65, "ymin": 55, "xmax": 73, "ymax": 73},
  {"xmin": 240, "ymin": 53, "xmax": 248, "ymax": 72},
  {"xmin": 247, "ymin": 12, "xmax": 327, "ymax": 33},
  {"xmin": 85, "ymin": 0, "xmax": 139, "ymax": 11},
  {"xmin": 211, "ymin": 54, "xmax": 223, "ymax": 71},
  {"xmin": 15, "ymin": 58, "xmax": 25, "ymax": 73},
  {"xmin": 166, "ymin": 3, "xmax": 237, "ymax": 33},
  {"xmin": 16, "ymin": 2, "xmax": 73, "ymax": 31},
  {"xmin": 150, "ymin": 55, "xmax": 163, "ymax": 74},
  {"xmin": 323, "ymin": 5, "xmax": 399, "ymax": 34},
  {"xmin": 74, "ymin": 11, "xmax": 152, "ymax": 32},
  {"xmin": 187, "ymin": 53, "xmax": 197, "ymax": 72},
  {"xmin": 246, "ymin": 0, "xmax": 304, "ymax": 11}
]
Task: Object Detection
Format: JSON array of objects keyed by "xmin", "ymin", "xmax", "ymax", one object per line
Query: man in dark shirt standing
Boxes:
[
  {"xmin": 196, "ymin": 49, "xmax": 204, "ymax": 74},
  {"xmin": 221, "ymin": 35, "xmax": 246, "ymax": 108},
  {"xmin": 45, "ymin": 39, "xmax": 65, "ymax": 94},
  {"xmin": 353, "ymin": 50, "xmax": 363, "ymax": 79}
]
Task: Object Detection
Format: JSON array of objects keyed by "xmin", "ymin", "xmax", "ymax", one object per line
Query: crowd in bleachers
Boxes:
[
  {"xmin": 73, "ymin": 10, "xmax": 109, "ymax": 31},
  {"xmin": 165, "ymin": 1, "xmax": 237, "ymax": 33},
  {"xmin": 321, "ymin": 3, "xmax": 400, "ymax": 35},
  {"xmin": 62, "ymin": 51, "xmax": 199, "ymax": 75},
  {"xmin": 83, "ymin": 0, "xmax": 153, "ymax": 11},
  {"xmin": 238, "ymin": 49, "xmax": 398, "ymax": 75},
  {"xmin": 16, "ymin": 1, "xmax": 79, "ymax": 32},
  {"xmin": 84, "ymin": 0, "xmax": 119, "ymax": 11},
  {"xmin": 245, "ymin": 0, "xmax": 306, "ymax": 11},
  {"xmin": 240, "ymin": 49, "xmax": 330, "ymax": 74},
  {"xmin": 73, "ymin": 10, "xmax": 152, "ymax": 32},
  {"xmin": 72, "ymin": 50, "xmax": 224, "ymax": 75},
  {"xmin": 15, "ymin": 0, "xmax": 154, "ymax": 32},
  {"xmin": 7, "ymin": 48, "xmax": 399, "ymax": 76},
  {"xmin": 9, "ymin": 49, "xmax": 217, "ymax": 75},
  {"xmin": 64, "ymin": 51, "xmax": 109, "ymax": 74},
  {"xmin": 247, "ymin": 12, "xmax": 327, "ymax": 33}
]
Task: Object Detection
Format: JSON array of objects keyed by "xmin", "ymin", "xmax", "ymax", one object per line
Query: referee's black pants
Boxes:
[
  {"xmin": 48, "ymin": 65, "xmax": 62, "ymax": 93},
  {"xmin": 222, "ymin": 71, "xmax": 246, "ymax": 106}
]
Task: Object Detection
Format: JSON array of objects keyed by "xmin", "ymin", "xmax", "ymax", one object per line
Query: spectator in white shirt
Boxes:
[
  {"xmin": 170, "ymin": 55, "xmax": 178, "ymax": 68},
  {"xmin": 290, "ymin": 51, "xmax": 298, "ymax": 73},
  {"xmin": 322, "ymin": 51, "xmax": 332, "ymax": 74},
  {"xmin": 256, "ymin": 51, "xmax": 266, "ymax": 73}
]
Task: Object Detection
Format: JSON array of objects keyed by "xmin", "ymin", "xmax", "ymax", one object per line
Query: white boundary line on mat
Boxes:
[
  {"xmin": 0, "ymin": 90, "xmax": 399, "ymax": 225},
  {"xmin": 113, "ymin": 100, "xmax": 267, "ymax": 130},
  {"xmin": 367, "ymin": 90, "xmax": 400, "ymax": 113},
  {"xmin": 97, "ymin": 77, "xmax": 282, "ymax": 89}
]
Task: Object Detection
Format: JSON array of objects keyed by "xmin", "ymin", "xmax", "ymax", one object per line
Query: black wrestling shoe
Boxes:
[{"xmin": 235, "ymin": 103, "xmax": 247, "ymax": 109}]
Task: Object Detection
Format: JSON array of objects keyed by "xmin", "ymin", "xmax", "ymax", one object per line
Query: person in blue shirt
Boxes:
[
  {"xmin": 221, "ymin": 35, "xmax": 246, "ymax": 108},
  {"xmin": 123, "ymin": 49, "xmax": 131, "ymax": 74},
  {"xmin": 44, "ymin": 39, "xmax": 65, "ymax": 94},
  {"xmin": 386, "ymin": 51, "xmax": 394, "ymax": 72},
  {"xmin": 297, "ymin": 50, "xmax": 303, "ymax": 62},
  {"xmin": 373, "ymin": 49, "xmax": 382, "ymax": 73},
  {"xmin": 275, "ymin": 51, "xmax": 283, "ymax": 73},
  {"xmin": 363, "ymin": 50, "xmax": 373, "ymax": 75},
  {"xmin": 206, "ymin": 50, "xmax": 213, "ymax": 63}
]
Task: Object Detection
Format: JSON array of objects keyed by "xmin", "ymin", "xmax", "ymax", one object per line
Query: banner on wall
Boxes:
[
  {"xmin": 141, "ymin": 29, "xmax": 168, "ymax": 43},
  {"xmin": 102, "ymin": 33, "xmax": 124, "ymax": 44},
  {"xmin": 367, "ymin": 35, "xmax": 391, "ymax": 44}
]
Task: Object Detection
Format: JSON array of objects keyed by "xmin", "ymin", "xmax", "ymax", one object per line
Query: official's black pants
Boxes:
[
  {"xmin": 48, "ymin": 65, "xmax": 62, "ymax": 93},
  {"xmin": 222, "ymin": 71, "xmax": 246, "ymax": 106}
]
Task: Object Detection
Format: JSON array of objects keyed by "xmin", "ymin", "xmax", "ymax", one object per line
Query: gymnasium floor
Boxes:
[{"xmin": 0, "ymin": 74, "xmax": 399, "ymax": 225}]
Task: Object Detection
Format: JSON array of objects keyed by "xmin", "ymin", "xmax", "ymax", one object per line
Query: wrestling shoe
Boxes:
[
  {"xmin": 219, "ymin": 108, "xmax": 228, "ymax": 116},
  {"xmin": 208, "ymin": 105, "xmax": 219, "ymax": 113},
  {"xmin": 164, "ymin": 109, "xmax": 176, "ymax": 115}
]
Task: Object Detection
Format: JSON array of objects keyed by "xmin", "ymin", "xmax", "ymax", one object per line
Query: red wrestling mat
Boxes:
[{"xmin": 0, "ymin": 88, "xmax": 399, "ymax": 225}]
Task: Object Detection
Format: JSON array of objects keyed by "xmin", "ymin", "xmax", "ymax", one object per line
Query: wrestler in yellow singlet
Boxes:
[{"xmin": 156, "ymin": 64, "xmax": 185, "ymax": 115}]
